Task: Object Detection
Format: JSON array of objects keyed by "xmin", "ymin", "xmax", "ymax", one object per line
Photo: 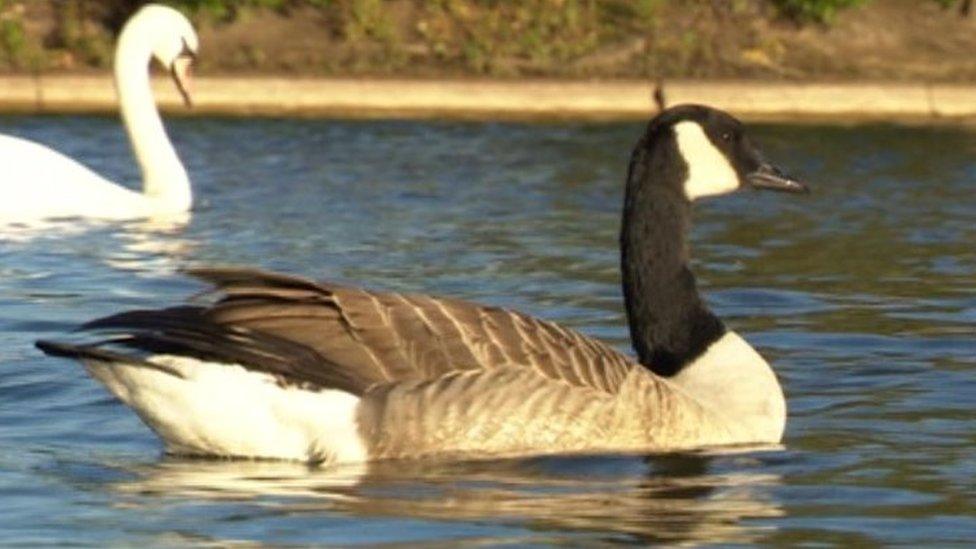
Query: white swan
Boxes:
[{"xmin": 0, "ymin": 4, "xmax": 198, "ymax": 222}]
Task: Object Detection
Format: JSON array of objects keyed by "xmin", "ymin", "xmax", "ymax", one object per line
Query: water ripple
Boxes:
[{"xmin": 0, "ymin": 116, "xmax": 973, "ymax": 545}]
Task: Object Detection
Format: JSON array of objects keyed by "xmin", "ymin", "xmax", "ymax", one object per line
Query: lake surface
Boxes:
[{"xmin": 0, "ymin": 115, "xmax": 973, "ymax": 546}]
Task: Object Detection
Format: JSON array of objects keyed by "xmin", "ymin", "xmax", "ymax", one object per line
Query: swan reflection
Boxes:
[
  {"xmin": 101, "ymin": 214, "xmax": 196, "ymax": 275},
  {"xmin": 1, "ymin": 213, "xmax": 195, "ymax": 278}
]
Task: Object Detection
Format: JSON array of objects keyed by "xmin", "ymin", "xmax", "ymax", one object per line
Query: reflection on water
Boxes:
[
  {"xmin": 103, "ymin": 453, "xmax": 782, "ymax": 545},
  {"xmin": 1, "ymin": 215, "xmax": 196, "ymax": 278},
  {"xmin": 0, "ymin": 115, "xmax": 974, "ymax": 545}
]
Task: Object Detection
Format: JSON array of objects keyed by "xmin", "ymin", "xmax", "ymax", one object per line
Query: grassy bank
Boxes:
[{"xmin": 0, "ymin": 0, "xmax": 975, "ymax": 82}]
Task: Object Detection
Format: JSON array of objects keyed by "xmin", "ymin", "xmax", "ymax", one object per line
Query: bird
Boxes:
[
  {"xmin": 36, "ymin": 104, "xmax": 809, "ymax": 464},
  {"xmin": 0, "ymin": 4, "xmax": 198, "ymax": 222}
]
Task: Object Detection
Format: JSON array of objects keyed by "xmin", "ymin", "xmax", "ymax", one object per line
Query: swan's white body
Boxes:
[
  {"xmin": 0, "ymin": 5, "xmax": 196, "ymax": 222},
  {"xmin": 0, "ymin": 134, "xmax": 181, "ymax": 220}
]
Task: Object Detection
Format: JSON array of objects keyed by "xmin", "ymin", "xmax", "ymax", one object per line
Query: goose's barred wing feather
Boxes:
[{"xmin": 80, "ymin": 267, "xmax": 637, "ymax": 395}]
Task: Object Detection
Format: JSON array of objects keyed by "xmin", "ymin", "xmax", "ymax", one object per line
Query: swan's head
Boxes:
[
  {"xmin": 123, "ymin": 4, "xmax": 199, "ymax": 106},
  {"xmin": 637, "ymin": 104, "xmax": 808, "ymax": 201}
]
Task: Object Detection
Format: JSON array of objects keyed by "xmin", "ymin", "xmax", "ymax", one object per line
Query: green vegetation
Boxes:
[
  {"xmin": 158, "ymin": 0, "xmax": 968, "ymax": 24},
  {"xmin": 165, "ymin": 0, "xmax": 332, "ymax": 21},
  {"xmin": 0, "ymin": 0, "xmax": 26, "ymax": 68},
  {"xmin": 0, "ymin": 0, "xmax": 46, "ymax": 69},
  {"xmin": 54, "ymin": 1, "xmax": 112, "ymax": 67},
  {"xmin": 771, "ymin": 0, "xmax": 972, "ymax": 22},
  {"xmin": 0, "ymin": 1, "xmax": 972, "ymax": 79},
  {"xmin": 770, "ymin": 0, "xmax": 869, "ymax": 22},
  {"xmin": 417, "ymin": 1, "xmax": 650, "ymax": 75}
]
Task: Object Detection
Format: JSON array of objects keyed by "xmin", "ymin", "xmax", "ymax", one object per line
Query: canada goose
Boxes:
[
  {"xmin": 0, "ymin": 4, "xmax": 197, "ymax": 222},
  {"xmin": 36, "ymin": 105, "xmax": 808, "ymax": 464}
]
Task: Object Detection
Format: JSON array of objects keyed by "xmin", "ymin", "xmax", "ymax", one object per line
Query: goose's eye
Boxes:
[{"xmin": 722, "ymin": 132, "xmax": 733, "ymax": 142}]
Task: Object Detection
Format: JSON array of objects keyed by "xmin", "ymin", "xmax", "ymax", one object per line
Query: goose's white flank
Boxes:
[
  {"xmin": 38, "ymin": 105, "xmax": 809, "ymax": 464},
  {"xmin": 0, "ymin": 4, "xmax": 198, "ymax": 222}
]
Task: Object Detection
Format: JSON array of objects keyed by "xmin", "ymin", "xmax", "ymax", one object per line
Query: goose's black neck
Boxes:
[{"xmin": 620, "ymin": 128, "xmax": 725, "ymax": 377}]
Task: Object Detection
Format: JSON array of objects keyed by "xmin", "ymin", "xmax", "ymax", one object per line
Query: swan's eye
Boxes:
[{"xmin": 722, "ymin": 132, "xmax": 733, "ymax": 142}]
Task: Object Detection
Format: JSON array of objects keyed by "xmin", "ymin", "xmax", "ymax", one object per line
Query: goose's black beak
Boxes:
[{"xmin": 747, "ymin": 163, "xmax": 809, "ymax": 194}]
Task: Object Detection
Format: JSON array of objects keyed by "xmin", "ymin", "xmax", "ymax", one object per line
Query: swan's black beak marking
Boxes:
[
  {"xmin": 171, "ymin": 38, "xmax": 196, "ymax": 108},
  {"xmin": 747, "ymin": 163, "xmax": 809, "ymax": 194},
  {"xmin": 180, "ymin": 38, "xmax": 198, "ymax": 62},
  {"xmin": 170, "ymin": 64, "xmax": 192, "ymax": 107}
]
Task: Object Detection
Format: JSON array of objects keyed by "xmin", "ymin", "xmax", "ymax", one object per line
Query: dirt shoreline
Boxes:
[{"xmin": 2, "ymin": 76, "xmax": 976, "ymax": 122}]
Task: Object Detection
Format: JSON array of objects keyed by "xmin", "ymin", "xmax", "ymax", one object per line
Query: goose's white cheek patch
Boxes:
[{"xmin": 674, "ymin": 121, "xmax": 739, "ymax": 200}]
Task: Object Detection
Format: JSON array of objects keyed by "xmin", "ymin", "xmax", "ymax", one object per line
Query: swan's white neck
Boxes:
[{"xmin": 115, "ymin": 24, "xmax": 190, "ymax": 212}]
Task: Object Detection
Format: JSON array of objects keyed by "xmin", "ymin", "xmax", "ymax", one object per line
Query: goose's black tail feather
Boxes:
[
  {"xmin": 35, "ymin": 340, "xmax": 186, "ymax": 378},
  {"xmin": 34, "ymin": 302, "xmax": 359, "ymax": 393}
]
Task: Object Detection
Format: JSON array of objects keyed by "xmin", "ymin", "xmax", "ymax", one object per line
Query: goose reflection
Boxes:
[{"xmin": 111, "ymin": 451, "xmax": 783, "ymax": 545}]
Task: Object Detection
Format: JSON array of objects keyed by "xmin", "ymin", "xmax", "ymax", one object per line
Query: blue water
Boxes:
[{"xmin": 0, "ymin": 116, "xmax": 973, "ymax": 545}]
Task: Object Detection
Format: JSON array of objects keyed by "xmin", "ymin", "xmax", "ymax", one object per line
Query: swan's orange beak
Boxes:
[{"xmin": 170, "ymin": 56, "xmax": 194, "ymax": 108}]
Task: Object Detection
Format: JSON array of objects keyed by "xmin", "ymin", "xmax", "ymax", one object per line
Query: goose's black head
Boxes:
[
  {"xmin": 634, "ymin": 104, "xmax": 808, "ymax": 202},
  {"xmin": 621, "ymin": 104, "xmax": 808, "ymax": 376}
]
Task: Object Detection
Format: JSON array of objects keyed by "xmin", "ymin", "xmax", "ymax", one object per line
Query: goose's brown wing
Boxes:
[{"xmin": 85, "ymin": 267, "xmax": 638, "ymax": 395}]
